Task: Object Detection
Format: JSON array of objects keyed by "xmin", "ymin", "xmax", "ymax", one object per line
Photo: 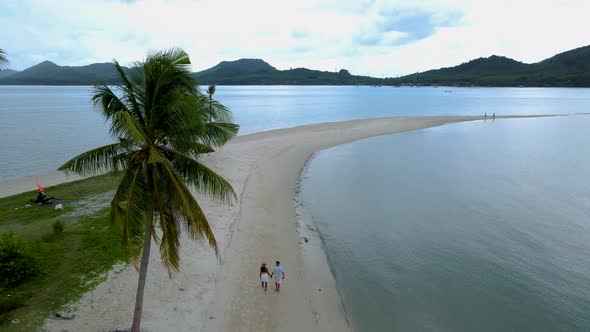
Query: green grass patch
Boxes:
[{"xmin": 0, "ymin": 174, "xmax": 129, "ymax": 331}]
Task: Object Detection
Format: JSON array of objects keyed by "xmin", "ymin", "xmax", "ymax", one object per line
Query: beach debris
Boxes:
[
  {"xmin": 303, "ymin": 237, "xmax": 309, "ymax": 243},
  {"xmin": 178, "ymin": 287, "xmax": 185, "ymax": 292},
  {"xmin": 31, "ymin": 191, "xmax": 55, "ymax": 205},
  {"xmin": 54, "ymin": 204, "xmax": 64, "ymax": 211},
  {"xmin": 30, "ymin": 182, "xmax": 63, "ymax": 206},
  {"xmin": 318, "ymin": 288, "xmax": 322, "ymax": 292},
  {"xmin": 209, "ymin": 316, "xmax": 215, "ymax": 320},
  {"xmin": 50, "ymin": 312, "xmax": 76, "ymax": 320}
]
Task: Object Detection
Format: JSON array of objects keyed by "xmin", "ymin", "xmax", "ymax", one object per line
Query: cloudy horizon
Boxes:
[{"xmin": 2, "ymin": 0, "xmax": 590, "ymax": 77}]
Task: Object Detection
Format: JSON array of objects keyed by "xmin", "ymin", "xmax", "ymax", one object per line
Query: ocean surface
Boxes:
[
  {"xmin": 300, "ymin": 116, "xmax": 590, "ymax": 331},
  {"xmin": 1, "ymin": 85, "xmax": 590, "ymax": 180}
]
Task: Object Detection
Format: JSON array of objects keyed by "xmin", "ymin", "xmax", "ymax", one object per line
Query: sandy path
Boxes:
[{"xmin": 1, "ymin": 115, "xmax": 551, "ymax": 331}]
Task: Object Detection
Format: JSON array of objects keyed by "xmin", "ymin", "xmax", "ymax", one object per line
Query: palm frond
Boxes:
[
  {"xmin": 149, "ymin": 151, "xmax": 219, "ymax": 254},
  {"xmin": 0, "ymin": 49, "xmax": 7, "ymax": 70},
  {"xmin": 92, "ymin": 84, "xmax": 130, "ymax": 120},
  {"xmin": 110, "ymin": 164, "xmax": 150, "ymax": 262},
  {"xmin": 152, "ymin": 175, "xmax": 181, "ymax": 270},
  {"xmin": 172, "ymin": 152, "xmax": 237, "ymax": 203},
  {"xmin": 113, "ymin": 60, "xmax": 145, "ymax": 126},
  {"xmin": 201, "ymin": 122, "xmax": 239, "ymax": 147},
  {"xmin": 143, "ymin": 49, "xmax": 197, "ymax": 124},
  {"xmin": 110, "ymin": 110, "xmax": 149, "ymax": 145},
  {"xmin": 201, "ymin": 94, "xmax": 234, "ymax": 123},
  {"xmin": 176, "ymin": 141, "xmax": 215, "ymax": 155},
  {"xmin": 58, "ymin": 142, "xmax": 130, "ymax": 176}
]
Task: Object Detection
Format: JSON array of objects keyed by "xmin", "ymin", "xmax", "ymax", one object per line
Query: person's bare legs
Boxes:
[{"xmin": 263, "ymin": 282, "xmax": 268, "ymax": 291}]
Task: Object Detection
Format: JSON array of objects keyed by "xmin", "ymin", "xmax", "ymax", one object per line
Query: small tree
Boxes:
[{"xmin": 0, "ymin": 233, "xmax": 39, "ymax": 290}]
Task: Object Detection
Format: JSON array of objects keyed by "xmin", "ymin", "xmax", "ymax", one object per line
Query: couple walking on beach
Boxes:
[{"xmin": 260, "ymin": 261, "xmax": 285, "ymax": 292}]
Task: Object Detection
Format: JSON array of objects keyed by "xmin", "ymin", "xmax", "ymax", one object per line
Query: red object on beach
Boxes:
[{"xmin": 36, "ymin": 182, "xmax": 45, "ymax": 192}]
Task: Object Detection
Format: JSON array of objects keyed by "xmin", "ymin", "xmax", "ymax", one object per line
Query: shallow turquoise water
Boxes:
[
  {"xmin": 301, "ymin": 116, "xmax": 590, "ymax": 331},
  {"xmin": 1, "ymin": 85, "xmax": 590, "ymax": 180}
]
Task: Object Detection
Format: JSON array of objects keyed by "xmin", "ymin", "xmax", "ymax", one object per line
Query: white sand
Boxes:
[
  {"xmin": 0, "ymin": 172, "xmax": 84, "ymax": 199},
  {"xmin": 0, "ymin": 115, "xmax": 557, "ymax": 332}
]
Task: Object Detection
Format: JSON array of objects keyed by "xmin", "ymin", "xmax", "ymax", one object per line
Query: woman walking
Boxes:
[{"xmin": 260, "ymin": 263, "xmax": 271, "ymax": 291}]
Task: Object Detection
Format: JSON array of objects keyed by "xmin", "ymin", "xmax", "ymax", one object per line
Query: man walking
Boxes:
[{"xmin": 272, "ymin": 261, "xmax": 285, "ymax": 292}]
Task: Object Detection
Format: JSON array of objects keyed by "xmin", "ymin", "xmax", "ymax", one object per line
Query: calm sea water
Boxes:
[
  {"xmin": 1, "ymin": 85, "xmax": 590, "ymax": 180},
  {"xmin": 301, "ymin": 116, "xmax": 590, "ymax": 331}
]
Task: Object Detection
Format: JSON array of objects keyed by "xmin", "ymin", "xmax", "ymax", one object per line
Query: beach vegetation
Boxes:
[
  {"xmin": 0, "ymin": 233, "xmax": 39, "ymax": 290},
  {"xmin": 0, "ymin": 174, "xmax": 126, "ymax": 331},
  {"xmin": 58, "ymin": 48, "xmax": 239, "ymax": 332},
  {"xmin": 52, "ymin": 220, "xmax": 65, "ymax": 234}
]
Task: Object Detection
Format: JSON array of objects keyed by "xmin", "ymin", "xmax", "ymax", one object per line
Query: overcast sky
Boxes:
[{"xmin": 2, "ymin": 0, "xmax": 590, "ymax": 76}]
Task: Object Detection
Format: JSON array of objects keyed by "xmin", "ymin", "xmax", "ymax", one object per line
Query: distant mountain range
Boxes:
[
  {"xmin": 386, "ymin": 45, "xmax": 590, "ymax": 87},
  {"xmin": 0, "ymin": 60, "xmax": 125, "ymax": 85},
  {"xmin": 1, "ymin": 45, "xmax": 590, "ymax": 87}
]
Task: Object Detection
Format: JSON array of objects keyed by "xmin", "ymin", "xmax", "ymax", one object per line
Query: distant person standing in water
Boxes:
[
  {"xmin": 492, "ymin": 112, "xmax": 496, "ymax": 120},
  {"xmin": 260, "ymin": 263, "xmax": 271, "ymax": 291},
  {"xmin": 272, "ymin": 261, "xmax": 285, "ymax": 292}
]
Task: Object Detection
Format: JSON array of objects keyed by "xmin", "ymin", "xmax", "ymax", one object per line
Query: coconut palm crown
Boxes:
[{"xmin": 59, "ymin": 48, "xmax": 238, "ymax": 331}]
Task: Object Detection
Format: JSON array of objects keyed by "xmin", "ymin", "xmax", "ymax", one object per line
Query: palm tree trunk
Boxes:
[
  {"xmin": 131, "ymin": 210, "xmax": 153, "ymax": 332},
  {"xmin": 209, "ymin": 95, "xmax": 212, "ymax": 123}
]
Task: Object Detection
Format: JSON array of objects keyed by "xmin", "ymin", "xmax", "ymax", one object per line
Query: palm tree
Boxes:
[
  {"xmin": 206, "ymin": 84, "xmax": 216, "ymax": 122},
  {"xmin": 59, "ymin": 49, "xmax": 239, "ymax": 332},
  {"xmin": 0, "ymin": 49, "xmax": 7, "ymax": 70}
]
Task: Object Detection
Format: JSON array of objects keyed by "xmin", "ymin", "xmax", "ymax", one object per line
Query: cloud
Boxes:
[
  {"xmin": 378, "ymin": 8, "xmax": 462, "ymax": 45},
  {"xmin": 1, "ymin": 0, "xmax": 590, "ymax": 77},
  {"xmin": 353, "ymin": 6, "xmax": 462, "ymax": 47}
]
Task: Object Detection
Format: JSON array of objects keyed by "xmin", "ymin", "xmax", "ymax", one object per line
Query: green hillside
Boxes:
[
  {"xmin": 0, "ymin": 61, "xmax": 127, "ymax": 85},
  {"xmin": 0, "ymin": 69, "xmax": 16, "ymax": 78},
  {"xmin": 193, "ymin": 59, "xmax": 382, "ymax": 85},
  {"xmin": 1, "ymin": 44, "xmax": 590, "ymax": 86},
  {"xmin": 388, "ymin": 45, "xmax": 590, "ymax": 87}
]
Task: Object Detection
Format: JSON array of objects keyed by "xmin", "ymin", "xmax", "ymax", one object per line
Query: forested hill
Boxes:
[
  {"xmin": 1, "ymin": 45, "xmax": 589, "ymax": 86},
  {"xmin": 387, "ymin": 45, "xmax": 590, "ymax": 87},
  {"xmin": 192, "ymin": 59, "xmax": 382, "ymax": 85},
  {"xmin": 0, "ymin": 61, "xmax": 127, "ymax": 85},
  {"xmin": 0, "ymin": 58, "xmax": 381, "ymax": 86}
]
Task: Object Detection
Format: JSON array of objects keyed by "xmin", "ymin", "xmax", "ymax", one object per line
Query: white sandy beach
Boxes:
[{"xmin": 0, "ymin": 115, "xmax": 558, "ymax": 332}]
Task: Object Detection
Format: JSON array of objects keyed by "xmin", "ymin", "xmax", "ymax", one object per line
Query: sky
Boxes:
[{"xmin": 1, "ymin": 0, "xmax": 590, "ymax": 77}]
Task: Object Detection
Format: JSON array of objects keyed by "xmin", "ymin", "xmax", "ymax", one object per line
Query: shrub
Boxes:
[
  {"xmin": 0, "ymin": 233, "xmax": 39, "ymax": 290},
  {"xmin": 52, "ymin": 220, "xmax": 65, "ymax": 234},
  {"xmin": 0, "ymin": 294, "xmax": 26, "ymax": 314}
]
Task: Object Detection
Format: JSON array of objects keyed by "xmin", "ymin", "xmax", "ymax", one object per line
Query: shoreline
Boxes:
[
  {"xmin": 0, "ymin": 113, "xmax": 574, "ymax": 199},
  {"xmin": 295, "ymin": 151, "xmax": 354, "ymax": 329},
  {"xmin": 1, "ymin": 115, "xmax": 563, "ymax": 331}
]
